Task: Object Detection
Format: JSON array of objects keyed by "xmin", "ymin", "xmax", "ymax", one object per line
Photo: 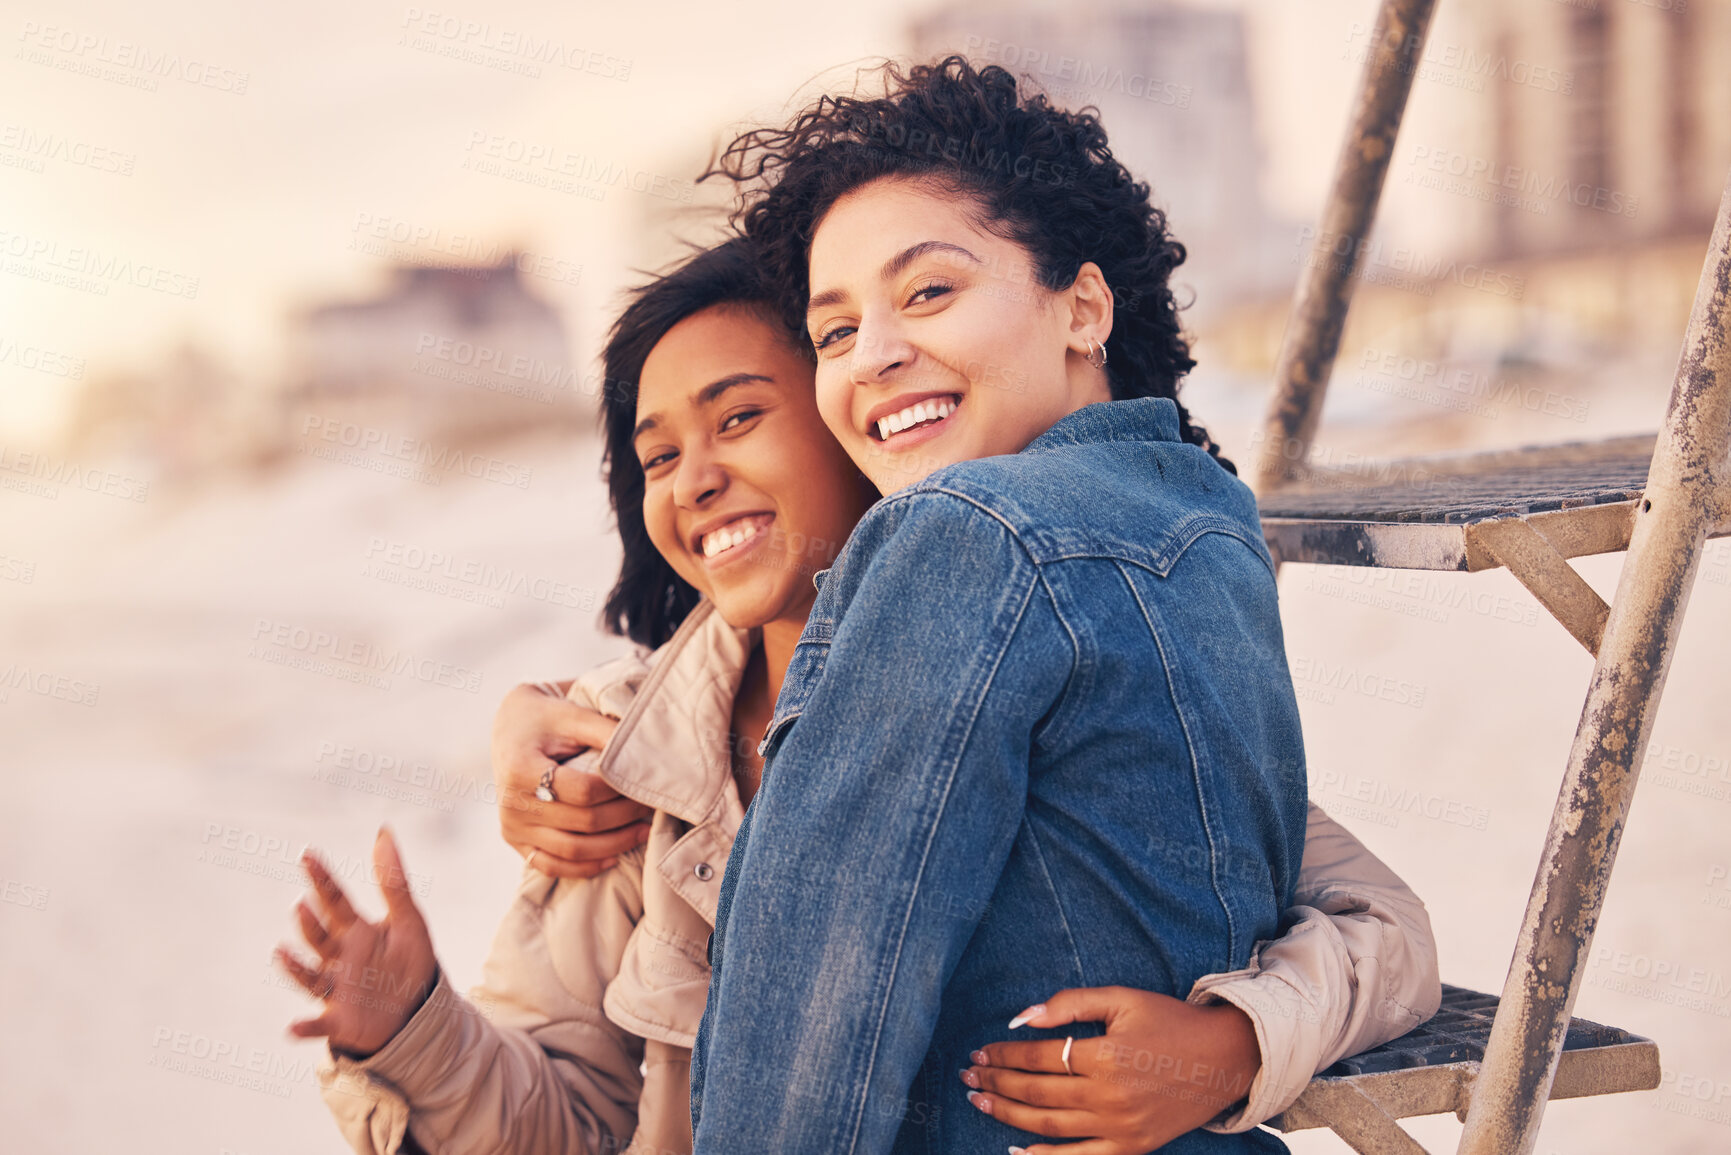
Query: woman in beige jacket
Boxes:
[{"xmin": 281, "ymin": 238, "xmax": 1440, "ymax": 1155}]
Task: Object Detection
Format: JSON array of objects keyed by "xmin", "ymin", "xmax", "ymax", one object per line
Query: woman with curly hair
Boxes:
[{"xmin": 681, "ymin": 57, "xmax": 1346, "ymax": 1154}]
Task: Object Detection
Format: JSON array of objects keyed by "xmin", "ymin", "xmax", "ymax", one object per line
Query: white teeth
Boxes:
[
  {"xmin": 875, "ymin": 397, "xmax": 958, "ymax": 440},
  {"xmin": 700, "ymin": 519, "xmax": 765, "ymax": 560}
]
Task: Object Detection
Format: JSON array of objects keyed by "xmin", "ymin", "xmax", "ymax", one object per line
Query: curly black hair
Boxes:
[
  {"xmin": 705, "ymin": 55, "xmax": 1234, "ymax": 474},
  {"xmin": 597, "ymin": 237, "xmax": 789, "ymax": 648}
]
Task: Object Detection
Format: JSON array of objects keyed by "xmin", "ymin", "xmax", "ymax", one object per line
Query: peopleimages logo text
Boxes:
[
  {"xmin": 298, "ymin": 415, "xmax": 533, "ymax": 488},
  {"xmin": 248, "ymin": 618, "xmax": 483, "ymax": 694}
]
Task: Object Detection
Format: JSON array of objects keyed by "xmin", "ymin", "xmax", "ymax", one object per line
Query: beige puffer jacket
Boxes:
[{"xmin": 317, "ymin": 599, "xmax": 1440, "ymax": 1152}]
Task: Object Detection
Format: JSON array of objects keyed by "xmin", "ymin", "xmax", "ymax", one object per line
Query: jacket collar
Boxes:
[
  {"xmin": 1022, "ymin": 395, "xmax": 1181, "ymax": 452},
  {"xmin": 595, "ymin": 600, "xmax": 756, "ymax": 828}
]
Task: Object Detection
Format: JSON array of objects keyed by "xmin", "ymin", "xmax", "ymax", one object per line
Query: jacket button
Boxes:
[{"xmin": 694, "ymin": 862, "xmax": 715, "ymax": 881}]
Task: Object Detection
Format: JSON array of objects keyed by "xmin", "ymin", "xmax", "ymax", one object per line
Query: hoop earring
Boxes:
[{"xmin": 1085, "ymin": 337, "xmax": 1109, "ymax": 371}]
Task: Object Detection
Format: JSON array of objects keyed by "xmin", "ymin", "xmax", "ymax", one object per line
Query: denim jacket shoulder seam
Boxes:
[
  {"xmin": 1162, "ymin": 517, "xmax": 1275, "ymax": 580},
  {"xmin": 877, "ymin": 484, "xmax": 1037, "ymax": 554},
  {"xmin": 910, "ymin": 502, "xmax": 1270, "ymax": 579},
  {"xmin": 1031, "ymin": 521, "xmax": 1272, "ymax": 581}
]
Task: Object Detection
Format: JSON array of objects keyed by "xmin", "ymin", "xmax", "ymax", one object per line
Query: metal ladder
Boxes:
[{"xmin": 1246, "ymin": 1, "xmax": 1731, "ymax": 1151}]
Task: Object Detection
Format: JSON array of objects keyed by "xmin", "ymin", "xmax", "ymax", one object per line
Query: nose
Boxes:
[
  {"xmin": 671, "ymin": 442, "xmax": 727, "ymax": 510},
  {"xmin": 849, "ymin": 309, "xmax": 913, "ymax": 387}
]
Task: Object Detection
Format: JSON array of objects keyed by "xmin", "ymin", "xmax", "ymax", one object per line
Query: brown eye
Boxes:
[
  {"xmin": 907, "ymin": 281, "xmax": 954, "ymax": 306},
  {"xmin": 815, "ymin": 325, "xmax": 856, "ymax": 351}
]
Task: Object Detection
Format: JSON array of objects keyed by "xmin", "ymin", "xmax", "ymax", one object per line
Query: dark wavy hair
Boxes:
[
  {"xmin": 598, "ymin": 237, "xmax": 790, "ymax": 648},
  {"xmin": 706, "ymin": 55, "xmax": 1233, "ymax": 473}
]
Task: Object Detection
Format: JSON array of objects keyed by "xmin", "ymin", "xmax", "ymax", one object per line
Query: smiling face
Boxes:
[
  {"xmin": 805, "ymin": 176, "xmax": 1116, "ymax": 492},
  {"xmin": 633, "ymin": 303, "xmax": 875, "ymax": 631}
]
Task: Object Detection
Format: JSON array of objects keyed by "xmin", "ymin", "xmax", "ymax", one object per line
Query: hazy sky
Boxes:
[{"xmin": 0, "ymin": 0, "xmax": 1374, "ymax": 441}]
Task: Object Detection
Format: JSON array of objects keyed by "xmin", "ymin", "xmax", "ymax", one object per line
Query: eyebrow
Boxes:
[
  {"xmin": 632, "ymin": 373, "xmax": 773, "ymax": 440},
  {"xmin": 806, "ymin": 240, "xmax": 983, "ymax": 315}
]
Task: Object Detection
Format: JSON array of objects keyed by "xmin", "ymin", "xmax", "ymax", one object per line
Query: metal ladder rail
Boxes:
[
  {"xmin": 1455, "ymin": 169, "xmax": 1731, "ymax": 1155},
  {"xmin": 1246, "ymin": 0, "xmax": 1731, "ymax": 1149},
  {"xmin": 1252, "ymin": 0, "xmax": 1438, "ymax": 498}
]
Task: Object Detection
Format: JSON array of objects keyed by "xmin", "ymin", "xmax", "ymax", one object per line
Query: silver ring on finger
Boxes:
[
  {"xmin": 535, "ymin": 765, "xmax": 559, "ymax": 803},
  {"xmin": 1061, "ymin": 1035, "xmax": 1075, "ymax": 1076}
]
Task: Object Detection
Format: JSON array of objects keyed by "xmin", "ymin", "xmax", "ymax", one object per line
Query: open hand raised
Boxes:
[{"xmin": 275, "ymin": 827, "xmax": 438, "ymax": 1058}]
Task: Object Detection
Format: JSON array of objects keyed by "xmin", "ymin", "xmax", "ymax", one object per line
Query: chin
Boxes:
[{"xmin": 708, "ymin": 585, "xmax": 791, "ymax": 631}]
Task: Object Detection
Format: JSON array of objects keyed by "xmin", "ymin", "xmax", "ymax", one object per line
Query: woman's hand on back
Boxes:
[
  {"xmin": 961, "ymin": 986, "xmax": 1261, "ymax": 1155},
  {"xmin": 492, "ymin": 681, "xmax": 652, "ymax": 879}
]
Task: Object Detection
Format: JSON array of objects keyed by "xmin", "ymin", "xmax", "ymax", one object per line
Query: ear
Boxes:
[{"xmin": 1064, "ymin": 261, "xmax": 1114, "ymax": 354}]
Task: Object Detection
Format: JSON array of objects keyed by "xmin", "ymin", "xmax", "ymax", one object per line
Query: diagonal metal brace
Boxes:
[
  {"xmin": 1287, "ymin": 1079, "xmax": 1436, "ymax": 1155},
  {"xmin": 1466, "ymin": 518, "xmax": 1611, "ymax": 655}
]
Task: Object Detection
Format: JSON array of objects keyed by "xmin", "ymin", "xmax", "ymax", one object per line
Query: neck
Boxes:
[
  {"xmin": 729, "ymin": 603, "xmax": 810, "ymax": 808},
  {"xmin": 1068, "ymin": 364, "xmax": 1114, "ymax": 412},
  {"xmin": 758, "ymin": 610, "xmax": 806, "ymax": 706}
]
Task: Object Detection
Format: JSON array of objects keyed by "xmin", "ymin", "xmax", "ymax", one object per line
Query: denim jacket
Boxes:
[{"xmin": 691, "ymin": 396, "xmax": 1309, "ymax": 1154}]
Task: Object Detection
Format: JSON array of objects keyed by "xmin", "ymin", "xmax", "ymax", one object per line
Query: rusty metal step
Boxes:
[
  {"xmin": 1266, "ymin": 984, "xmax": 1660, "ymax": 1146},
  {"xmin": 1256, "ymin": 433, "xmax": 1728, "ymax": 571}
]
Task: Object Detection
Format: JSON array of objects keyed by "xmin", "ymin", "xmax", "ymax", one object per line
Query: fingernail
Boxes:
[
  {"xmin": 970, "ymin": 1049, "xmax": 989, "ymax": 1065},
  {"xmin": 1007, "ymin": 1004, "xmax": 1045, "ymax": 1029},
  {"xmin": 958, "ymin": 1068, "xmax": 980, "ymax": 1089},
  {"xmin": 1010, "ymin": 1148, "xmax": 1031, "ymax": 1155},
  {"xmin": 967, "ymin": 1091, "xmax": 990, "ymax": 1113}
]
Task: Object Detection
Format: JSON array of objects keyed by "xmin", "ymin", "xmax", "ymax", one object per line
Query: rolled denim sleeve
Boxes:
[{"xmin": 691, "ymin": 493, "xmax": 1066, "ymax": 1155}]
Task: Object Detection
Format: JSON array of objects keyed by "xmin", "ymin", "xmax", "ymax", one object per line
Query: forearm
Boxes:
[
  {"xmin": 1288, "ymin": 803, "xmax": 1441, "ymax": 1058},
  {"xmin": 1187, "ymin": 912, "xmax": 1348, "ymax": 1131},
  {"xmin": 1190, "ymin": 804, "xmax": 1441, "ymax": 1131},
  {"xmin": 321, "ymin": 968, "xmax": 639, "ymax": 1155}
]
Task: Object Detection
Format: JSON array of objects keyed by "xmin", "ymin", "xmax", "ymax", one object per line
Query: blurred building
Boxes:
[
  {"xmin": 64, "ymin": 342, "xmax": 278, "ymax": 477},
  {"xmin": 913, "ymin": 1, "xmax": 1294, "ymax": 325},
  {"xmin": 287, "ymin": 257, "xmax": 589, "ymax": 443},
  {"xmin": 1214, "ymin": 0, "xmax": 1731, "ymax": 397},
  {"xmin": 1479, "ymin": 0, "xmax": 1727, "ymax": 257}
]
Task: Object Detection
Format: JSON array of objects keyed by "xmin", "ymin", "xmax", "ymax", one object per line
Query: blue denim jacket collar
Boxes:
[{"xmin": 1020, "ymin": 395, "xmax": 1182, "ymax": 453}]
